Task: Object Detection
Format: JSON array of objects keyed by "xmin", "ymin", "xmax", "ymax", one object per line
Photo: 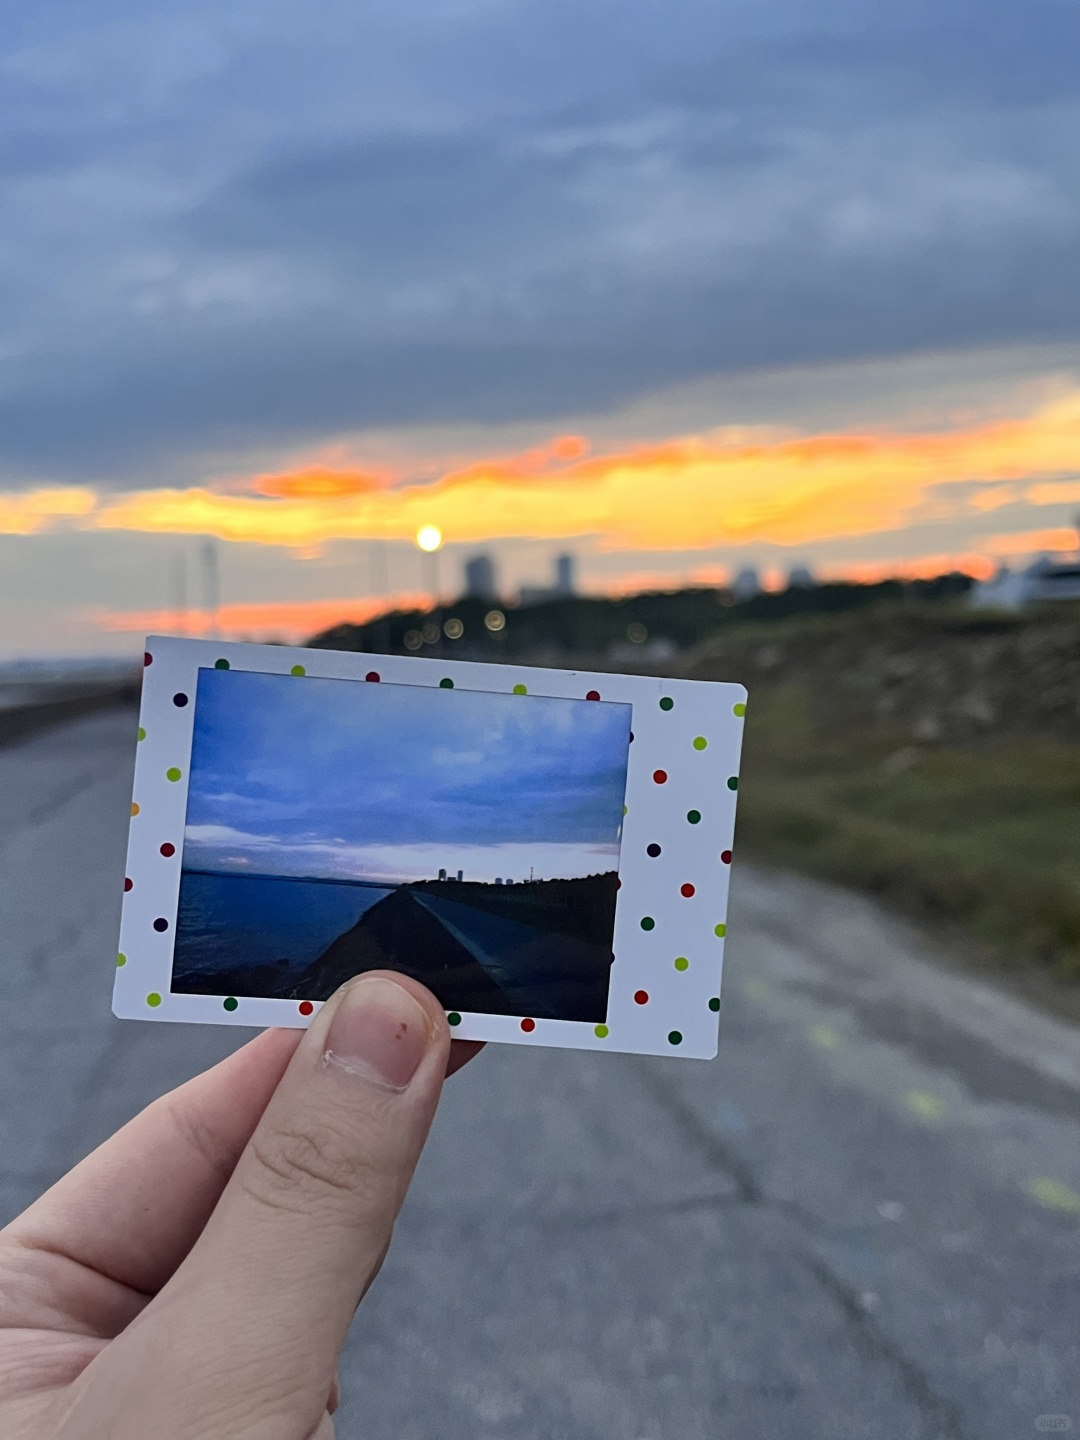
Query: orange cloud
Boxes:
[
  {"xmin": 984, "ymin": 527, "xmax": 1079, "ymax": 556},
  {"xmin": 0, "ymin": 487, "xmax": 97, "ymax": 535},
  {"xmin": 87, "ymin": 390, "xmax": 1080, "ymax": 554},
  {"xmin": 93, "ymin": 592, "xmax": 429, "ymax": 641}
]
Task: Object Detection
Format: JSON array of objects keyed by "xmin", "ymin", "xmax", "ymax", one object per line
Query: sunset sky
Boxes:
[{"xmin": 3, "ymin": 0, "xmax": 1080, "ymax": 655}]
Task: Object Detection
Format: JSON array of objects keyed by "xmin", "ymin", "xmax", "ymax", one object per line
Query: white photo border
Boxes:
[{"xmin": 114, "ymin": 636, "xmax": 746, "ymax": 1060}]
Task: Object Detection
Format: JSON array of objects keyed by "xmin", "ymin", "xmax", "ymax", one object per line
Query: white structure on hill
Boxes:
[{"xmin": 971, "ymin": 516, "xmax": 1080, "ymax": 608}]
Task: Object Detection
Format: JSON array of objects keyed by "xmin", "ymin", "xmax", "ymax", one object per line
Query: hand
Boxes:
[{"xmin": 0, "ymin": 972, "xmax": 482, "ymax": 1439}]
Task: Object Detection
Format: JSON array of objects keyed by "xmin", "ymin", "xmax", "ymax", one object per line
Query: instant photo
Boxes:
[
  {"xmin": 173, "ymin": 669, "xmax": 630, "ymax": 1021},
  {"xmin": 116, "ymin": 638, "xmax": 746, "ymax": 1059}
]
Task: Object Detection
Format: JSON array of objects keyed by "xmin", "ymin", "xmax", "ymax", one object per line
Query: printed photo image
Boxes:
[{"xmin": 172, "ymin": 668, "xmax": 631, "ymax": 1021}]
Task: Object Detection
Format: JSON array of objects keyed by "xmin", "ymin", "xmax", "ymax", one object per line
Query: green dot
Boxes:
[
  {"xmin": 290, "ymin": 664, "xmax": 306, "ymax": 676},
  {"xmin": 709, "ymin": 996, "xmax": 720, "ymax": 1012},
  {"xmin": 693, "ymin": 736, "xmax": 708, "ymax": 751},
  {"xmin": 659, "ymin": 696, "xmax": 674, "ymax": 711},
  {"xmin": 223, "ymin": 996, "xmax": 238, "ymax": 1012},
  {"xmin": 727, "ymin": 776, "xmax": 738, "ymax": 790},
  {"xmin": 640, "ymin": 916, "xmax": 655, "ymax": 931},
  {"xmin": 674, "ymin": 956, "xmax": 689, "ymax": 972},
  {"xmin": 733, "ymin": 702, "xmax": 746, "ymax": 717},
  {"xmin": 116, "ymin": 952, "xmax": 127, "ymax": 967},
  {"xmin": 594, "ymin": 1023, "xmax": 609, "ymax": 1039},
  {"xmin": 440, "ymin": 677, "xmax": 454, "ymax": 688},
  {"xmin": 214, "ymin": 658, "xmax": 230, "ymax": 669},
  {"xmin": 622, "ymin": 804, "xmax": 628, "ymax": 816},
  {"xmin": 447, "ymin": 1011, "xmax": 462, "ymax": 1026},
  {"xmin": 513, "ymin": 683, "xmax": 527, "ymax": 695},
  {"xmin": 714, "ymin": 923, "xmax": 727, "ymax": 937},
  {"xmin": 687, "ymin": 809, "xmax": 701, "ymax": 824},
  {"xmin": 166, "ymin": 767, "xmax": 182, "ymax": 782},
  {"xmin": 668, "ymin": 1030, "xmax": 683, "ymax": 1046},
  {"xmin": 146, "ymin": 992, "xmax": 162, "ymax": 1008},
  {"xmin": 137, "ymin": 727, "xmax": 146, "ymax": 741}
]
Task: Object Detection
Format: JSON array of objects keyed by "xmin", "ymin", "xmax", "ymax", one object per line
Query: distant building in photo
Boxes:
[
  {"xmin": 787, "ymin": 564, "xmax": 815, "ymax": 590},
  {"xmin": 732, "ymin": 566, "xmax": 761, "ymax": 602},
  {"xmin": 971, "ymin": 517, "xmax": 1080, "ymax": 608},
  {"xmin": 463, "ymin": 553, "xmax": 498, "ymax": 599},
  {"xmin": 519, "ymin": 552, "xmax": 578, "ymax": 607}
]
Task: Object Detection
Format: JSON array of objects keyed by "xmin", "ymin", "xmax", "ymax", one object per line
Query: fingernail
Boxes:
[{"xmin": 323, "ymin": 977, "xmax": 432, "ymax": 1091}]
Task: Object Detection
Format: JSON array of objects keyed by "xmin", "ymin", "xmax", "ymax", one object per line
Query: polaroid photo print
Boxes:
[{"xmin": 114, "ymin": 637, "xmax": 746, "ymax": 1059}]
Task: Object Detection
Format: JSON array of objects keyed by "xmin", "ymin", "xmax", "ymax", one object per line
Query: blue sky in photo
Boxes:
[{"xmin": 183, "ymin": 668, "xmax": 630, "ymax": 881}]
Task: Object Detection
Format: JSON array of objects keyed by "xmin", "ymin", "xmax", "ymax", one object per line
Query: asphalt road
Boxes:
[{"xmin": 1, "ymin": 707, "xmax": 1078, "ymax": 1439}]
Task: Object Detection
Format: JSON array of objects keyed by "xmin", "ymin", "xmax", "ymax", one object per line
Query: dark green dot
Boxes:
[
  {"xmin": 709, "ymin": 997, "xmax": 721, "ymax": 1012},
  {"xmin": 727, "ymin": 776, "xmax": 738, "ymax": 790},
  {"xmin": 214, "ymin": 658, "xmax": 230, "ymax": 669},
  {"xmin": 668, "ymin": 1030, "xmax": 683, "ymax": 1045},
  {"xmin": 640, "ymin": 916, "xmax": 655, "ymax": 931},
  {"xmin": 447, "ymin": 1011, "xmax": 462, "ymax": 1026},
  {"xmin": 440, "ymin": 677, "xmax": 454, "ymax": 688},
  {"xmin": 659, "ymin": 696, "xmax": 674, "ymax": 711},
  {"xmin": 687, "ymin": 809, "xmax": 701, "ymax": 824},
  {"xmin": 223, "ymin": 996, "xmax": 238, "ymax": 1012}
]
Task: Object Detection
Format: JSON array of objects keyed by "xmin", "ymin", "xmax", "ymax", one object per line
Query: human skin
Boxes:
[{"xmin": 0, "ymin": 972, "xmax": 482, "ymax": 1439}]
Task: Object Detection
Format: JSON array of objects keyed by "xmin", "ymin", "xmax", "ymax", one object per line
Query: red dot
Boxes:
[
  {"xmin": 144, "ymin": 652, "xmax": 153, "ymax": 666},
  {"xmin": 124, "ymin": 877, "xmax": 133, "ymax": 892},
  {"xmin": 681, "ymin": 883, "xmax": 696, "ymax": 897},
  {"xmin": 366, "ymin": 671, "xmax": 380, "ymax": 682},
  {"xmin": 298, "ymin": 1000, "xmax": 314, "ymax": 1016},
  {"xmin": 521, "ymin": 1017, "xmax": 536, "ymax": 1032},
  {"xmin": 616, "ymin": 877, "xmax": 622, "ymax": 889},
  {"xmin": 634, "ymin": 989, "xmax": 649, "ymax": 1005},
  {"xmin": 721, "ymin": 850, "xmax": 733, "ymax": 864},
  {"xmin": 653, "ymin": 769, "xmax": 668, "ymax": 784},
  {"xmin": 160, "ymin": 842, "xmax": 176, "ymax": 857},
  {"xmin": 586, "ymin": 690, "xmax": 601, "ymax": 701}
]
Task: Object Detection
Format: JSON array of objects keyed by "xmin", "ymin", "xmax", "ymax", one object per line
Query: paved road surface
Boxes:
[{"xmin": 1, "ymin": 708, "xmax": 1077, "ymax": 1439}]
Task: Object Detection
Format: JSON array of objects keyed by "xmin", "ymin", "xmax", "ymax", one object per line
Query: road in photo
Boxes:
[{"xmin": 1, "ymin": 708, "xmax": 1077, "ymax": 1439}]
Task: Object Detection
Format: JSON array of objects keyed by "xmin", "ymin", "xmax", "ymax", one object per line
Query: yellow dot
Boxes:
[
  {"xmin": 714, "ymin": 923, "xmax": 727, "ymax": 937},
  {"xmin": 594, "ymin": 1024, "xmax": 609, "ymax": 1038},
  {"xmin": 733, "ymin": 702, "xmax": 746, "ymax": 717},
  {"xmin": 117, "ymin": 952, "xmax": 126, "ymax": 967},
  {"xmin": 674, "ymin": 956, "xmax": 689, "ymax": 971},
  {"xmin": 146, "ymin": 992, "xmax": 162, "ymax": 1008},
  {"xmin": 290, "ymin": 664, "xmax": 306, "ymax": 676},
  {"xmin": 137, "ymin": 727, "xmax": 146, "ymax": 741},
  {"xmin": 905, "ymin": 1089, "xmax": 945, "ymax": 1122},
  {"xmin": 131, "ymin": 802, "xmax": 140, "ymax": 816},
  {"xmin": 693, "ymin": 736, "xmax": 708, "ymax": 750},
  {"xmin": 1026, "ymin": 1178, "xmax": 1080, "ymax": 1214},
  {"xmin": 513, "ymin": 683, "xmax": 527, "ymax": 694}
]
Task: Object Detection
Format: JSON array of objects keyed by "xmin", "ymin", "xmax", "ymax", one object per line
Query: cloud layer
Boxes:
[{"xmin": 3, "ymin": 0, "xmax": 1080, "ymax": 483}]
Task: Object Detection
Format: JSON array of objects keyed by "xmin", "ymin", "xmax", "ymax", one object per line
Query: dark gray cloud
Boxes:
[{"xmin": 1, "ymin": 0, "xmax": 1078, "ymax": 483}]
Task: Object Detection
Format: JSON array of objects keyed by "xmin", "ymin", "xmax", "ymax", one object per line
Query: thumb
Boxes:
[{"xmin": 94, "ymin": 972, "xmax": 451, "ymax": 1438}]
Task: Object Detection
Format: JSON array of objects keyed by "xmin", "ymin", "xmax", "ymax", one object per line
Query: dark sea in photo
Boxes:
[{"xmin": 172, "ymin": 868, "xmax": 617, "ymax": 1022}]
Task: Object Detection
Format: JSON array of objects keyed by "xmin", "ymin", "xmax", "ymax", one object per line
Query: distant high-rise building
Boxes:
[
  {"xmin": 787, "ymin": 564, "xmax": 815, "ymax": 590},
  {"xmin": 456, "ymin": 869, "xmax": 463, "ymax": 882},
  {"xmin": 732, "ymin": 567, "xmax": 761, "ymax": 602},
  {"xmin": 555, "ymin": 553, "xmax": 576, "ymax": 594},
  {"xmin": 494, "ymin": 877, "xmax": 503, "ymax": 886},
  {"xmin": 438, "ymin": 867, "xmax": 447, "ymax": 881},
  {"xmin": 464, "ymin": 554, "xmax": 498, "ymax": 599}
]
